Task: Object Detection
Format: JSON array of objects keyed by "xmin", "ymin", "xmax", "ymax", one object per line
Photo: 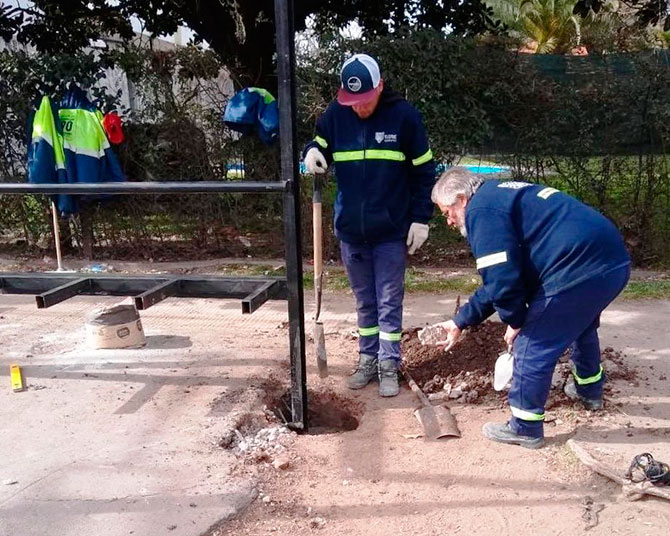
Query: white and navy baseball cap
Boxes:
[{"xmin": 337, "ymin": 54, "xmax": 382, "ymax": 106}]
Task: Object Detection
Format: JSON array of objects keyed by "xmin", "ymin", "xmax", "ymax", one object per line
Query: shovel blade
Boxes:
[
  {"xmin": 414, "ymin": 405, "xmax": 461, "ymax": 440},
  {"xmin": 314, "ymin": 320, "xmax": 328, "ymax": 378},
  {"xmin": 314, "ymin": 275, "xmax": 323, "ymax": 320}
]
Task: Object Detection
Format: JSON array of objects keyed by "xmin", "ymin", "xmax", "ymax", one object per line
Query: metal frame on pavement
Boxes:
[{"xmin": 0, "ymin": 0, "xmax": 308, "ymax": 430}]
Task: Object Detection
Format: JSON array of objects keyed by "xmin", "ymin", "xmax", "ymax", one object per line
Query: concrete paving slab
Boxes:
[{"xmin": 0, "ymin": 294, "xmax": 292, "ymax": 536}]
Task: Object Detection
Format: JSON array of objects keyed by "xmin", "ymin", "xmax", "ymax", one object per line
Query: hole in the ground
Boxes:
[{"xmin": 267, "ymin": 388, "xmax": 363, "ymax": 434}]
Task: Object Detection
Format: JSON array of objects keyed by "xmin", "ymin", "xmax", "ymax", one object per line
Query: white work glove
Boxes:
[
  {"xmin": 304, "ymin": 147, "xmax": 327, "ymax": 174},
  {"xmin": 406, "ymin": 222, "xmax": 429, "ymax": 255},
  {"xmin": 433, "ymin": 320, "xmax": 461, "ymax": 353}
]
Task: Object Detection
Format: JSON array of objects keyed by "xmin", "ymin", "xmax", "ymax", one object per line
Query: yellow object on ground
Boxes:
[{"xmin": 10, "ymin": 364, "xmax": 24, "ymax": 392}]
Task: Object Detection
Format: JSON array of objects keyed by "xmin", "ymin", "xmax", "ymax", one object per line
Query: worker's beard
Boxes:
[{"xmin": 459, "ymin": 224, "xmax": 467, "ymax": 238}]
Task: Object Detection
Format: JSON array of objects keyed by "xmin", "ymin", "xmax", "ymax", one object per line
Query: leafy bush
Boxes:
[{"xmin": 2, "ymin": 34, "xmax": 670, "ymax": 265}]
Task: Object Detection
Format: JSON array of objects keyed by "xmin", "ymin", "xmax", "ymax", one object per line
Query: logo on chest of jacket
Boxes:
[{"xmin": 375, "ymin": 131, "xmax": 397, "ymax": 144}]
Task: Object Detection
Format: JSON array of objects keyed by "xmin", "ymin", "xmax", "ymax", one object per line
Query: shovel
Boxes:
[
  {"xmin": 402, "ymin": 368, "xmax": 461, "ymax": 439},
  {"xmin": 312, "ymin": 175, "xmax": 328, "ymax": 378}
]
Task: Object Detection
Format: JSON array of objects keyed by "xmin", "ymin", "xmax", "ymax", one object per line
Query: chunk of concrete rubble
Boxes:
[
  {"xmin": 428, "ymin": 392, "xmax": 449, "ymax": 402},
  {"xmin": 418, "ymin": 324, "xmax": 447, "ymax": 345},
  {"xmin": 310, "ymin": 517, "xmax": 327, "ymax": 529},
  {"xmin": 465, "ymin": 390, "xmax": 479, "ymax": 403},
  {"xmin": 449, "ymin": 387, "xmax": 463, "ymax": 399},
  {"xmin": 272, "ymin": 455, "xmax": 290, "ymax": 470}
]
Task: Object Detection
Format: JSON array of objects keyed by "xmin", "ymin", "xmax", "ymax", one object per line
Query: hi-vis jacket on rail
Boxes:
[
  {"xmin": 27, "ymin": 85, "xmax": 125, "ymax": 214},
  {"xmin": 302, "ymin": 87, "xmax": 435, "ymax": 244},
  {"xmin": 453, "ymin": 180, "xmax": 631, "ymax": 330}
]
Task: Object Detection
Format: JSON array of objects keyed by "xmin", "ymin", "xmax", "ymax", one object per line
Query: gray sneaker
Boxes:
[
  {"xmin": 482, "ymin": 422, "xmax": 544, "ymax": 449},
  {"xmin": 564, "ymin": 379, "xmax": 603, "ymax": 410},
  {"xmin": 347, "ymin": 353, "xmax": 378, "ymax": 390},
  {"xmin": 378, "ymin": 359, "xmax": 400, "ymax": 397}
]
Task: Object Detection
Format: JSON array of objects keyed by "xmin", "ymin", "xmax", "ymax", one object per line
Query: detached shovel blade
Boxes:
[
  {"xmin": 403, "ymin": 368, "xmax": 460, "ymax": 439},
  {"xmin": 414, "ymin": 405, "xmax": 461, "ymax": 439},
  {"xmin": 314, "ymin": 320, "xmax": 328, "ymax": 378}
]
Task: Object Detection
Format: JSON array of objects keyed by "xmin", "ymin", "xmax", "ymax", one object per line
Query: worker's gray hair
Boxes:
[{"xmin": 431, "ymin": 167, "xmax": 485, "ymax": 206}]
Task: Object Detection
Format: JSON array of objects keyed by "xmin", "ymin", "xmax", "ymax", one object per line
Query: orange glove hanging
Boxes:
[{"xmin": 102, "ymin": 112, "xmax": 124, "ymax": 144}]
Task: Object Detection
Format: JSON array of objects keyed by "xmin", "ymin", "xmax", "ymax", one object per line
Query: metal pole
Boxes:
[
  {"xmin": 0, "ymin": 181, "xmax": 286, "ymax": 194},
  {"xmin": 50, "ymin": 202, "xmax": 65, "ymax": 271},
  {"xmin": 275, "ymin": 0, "xmax": 307, "ymax": 431}
]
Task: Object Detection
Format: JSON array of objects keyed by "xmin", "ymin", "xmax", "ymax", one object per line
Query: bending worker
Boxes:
[
  {"xmin": 303, "ymin": 54, "xmax": 435, "ymax": 397},
  {"xmin": 433, "ymin": 167, "xmax": 630, "ymax": 448}
]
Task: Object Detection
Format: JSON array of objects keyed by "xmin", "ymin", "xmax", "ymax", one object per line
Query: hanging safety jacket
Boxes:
[
  {"xmin": 302, "ymin": 87, "xmax": 435, "ymax": 244},
  {"xmin": 27, "ymin": 85, "xmax": 125, "ymax": 214},
  {"xmin": 453, "ymin": 180, "xmax": 631, "ymax": 330},
  {"xmin": 223, "ymin": 87, "xmax": 279, "ymax": 146}
]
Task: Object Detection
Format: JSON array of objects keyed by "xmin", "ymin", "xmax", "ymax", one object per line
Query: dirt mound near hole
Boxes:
[
  {"xmin": 402, "ymin": 321, "xmax": 637, "ymax": 405},
  {"xmin": 402, "ymin": 321, "xmax": 506, "ymax": 400}
]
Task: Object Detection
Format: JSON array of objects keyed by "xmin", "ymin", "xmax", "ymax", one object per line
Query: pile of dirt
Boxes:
[
  {"xmin": 402, "ymin": 321, "xmax": 506, "ymax": 402},
  {"xmin": 402, "ymin": 322, "xmax": 637, "ymax": 405}
]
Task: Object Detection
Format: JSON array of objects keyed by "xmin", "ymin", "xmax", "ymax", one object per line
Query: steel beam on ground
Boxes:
[
  {"xmin": 0, "ymin": 273, "xmax": 287, "ymax": 313},
  {"xmin": 134, "ymin": 280, "xmax": 182, "ymax": 310},
  {"xmin": 242, "ymin": 280, "xmax": 282, "ymax": 314},
  {"xmin": 36, "ymin": 278, "xmax": 92, "ymax": 308}
]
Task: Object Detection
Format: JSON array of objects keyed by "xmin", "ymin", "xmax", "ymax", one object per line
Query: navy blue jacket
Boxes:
[
  {"xmin": 454, "ymin": 180, "xmax": 630, "ymax": 329},
  {"xmin": 303, "ymin": 88, "xmax": 435, "ymax": 244}
]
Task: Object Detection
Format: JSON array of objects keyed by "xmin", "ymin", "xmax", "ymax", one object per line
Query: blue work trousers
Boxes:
[
  {"xmin": 509, "ymin": 264, "xmax": 630, "ymax": 438},
  {"xmin": 340, "ymin": 240, "xmax": 406, "ymax": 362}
]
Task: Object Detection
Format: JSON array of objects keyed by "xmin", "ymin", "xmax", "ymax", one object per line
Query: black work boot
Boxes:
[
  {"xmin": 564, "ymin": 379, "xmax": 603, "ymax": 410},
  {"xmin": 347, "ymin": 353, "xmax": 378, "ymax": 390},
  {"xmin": 482, "ymin": 422, "xmax": 544, "ymax": 449},
  {"xmin": 378, "ymin": 359, "xmax": 400, "ymax": 397}
]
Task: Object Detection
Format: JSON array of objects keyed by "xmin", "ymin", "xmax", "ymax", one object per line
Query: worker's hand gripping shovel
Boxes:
[{"xmin": 313, "ymin": 175, "xmax": 328, "ymax": 378}]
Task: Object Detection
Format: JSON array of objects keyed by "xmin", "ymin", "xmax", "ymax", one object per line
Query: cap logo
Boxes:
[{"xmin": 347, "ymin": 76, "xmax": 362, "ymax": 92}]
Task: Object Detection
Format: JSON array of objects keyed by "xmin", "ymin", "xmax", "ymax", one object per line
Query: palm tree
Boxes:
[{"xmin": 485, "ymin": 0, "xmax": 582, "ymax": 53}]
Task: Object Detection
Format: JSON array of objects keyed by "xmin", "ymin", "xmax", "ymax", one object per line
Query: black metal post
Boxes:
[{"xmin": 275, "ymin": 0, "xmax": 307, "ymax": 431}]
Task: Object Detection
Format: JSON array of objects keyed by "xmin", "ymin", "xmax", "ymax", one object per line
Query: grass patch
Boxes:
[
  {"xmin": 212, "ymin": 263, "xmax": 670, "ymax": 300},
  {"xmin": 404, "ymin": 268, "xmax": 481, "ymax": 293},
  {"xmin": 214, "ymin": 263, "xmax": 480, "ymax": 294},
  {"xmin": 621, "ymin": 280, "xmax": 670, "ymax": 300},
  {"xmin": 215, "ymin": 264, "xmax": 285, "ymax": 276}
]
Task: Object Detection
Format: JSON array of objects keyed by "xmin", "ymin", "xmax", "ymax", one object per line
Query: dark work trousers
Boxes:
[
  {"xmin": 508, "ymin": 264, "xmax": 631, "ymax": 438},
  {"xmin": 340, "ymin": 240, "xmax": 406, "ymax": 362}
]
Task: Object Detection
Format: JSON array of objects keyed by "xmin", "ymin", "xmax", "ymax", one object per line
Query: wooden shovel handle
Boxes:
[
  {"xmin": 313, "ymin": 201, "xmax": 323, "ymax": 280},
  {"xmin": 402, "ymin": 368, "xmax": 431, "ymax": 407}
]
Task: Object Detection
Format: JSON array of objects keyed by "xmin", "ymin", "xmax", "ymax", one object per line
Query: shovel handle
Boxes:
[
  {"xmin": 313, "ymin": 203, "xmax": 323, "ymax": 280},
  {"xmin": 313, "ymin": 176, "xmax": 323, "ymax": 279},
  {"xmin": 402, "ymin": 368, "xmax": 431, "ymax": 407}
]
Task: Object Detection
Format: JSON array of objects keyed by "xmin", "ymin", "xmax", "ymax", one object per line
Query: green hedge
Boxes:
[{"xmin": 2, "ymin": 35, "xmax": 670, "ymax": 265}]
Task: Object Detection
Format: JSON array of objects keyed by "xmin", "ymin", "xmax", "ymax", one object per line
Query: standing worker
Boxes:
[
  {"xmin": 303, "ymin": 54, "xmax": 436, "ymax": 397},
  {"xmin": 432, "ymin": 168, "xmax": 630, "ymax": 448}
]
